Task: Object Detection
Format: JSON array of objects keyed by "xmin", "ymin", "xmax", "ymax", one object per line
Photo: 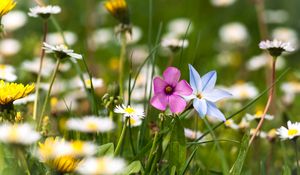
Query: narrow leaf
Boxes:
[{"xmin": 230, "ymin": 134, "xmax": 250, "ymax": 175}]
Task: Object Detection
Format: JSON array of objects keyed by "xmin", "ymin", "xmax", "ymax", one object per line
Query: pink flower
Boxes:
[{"xmin": 150, "ymin": 67, "xmax": 193, "ymax": 113}]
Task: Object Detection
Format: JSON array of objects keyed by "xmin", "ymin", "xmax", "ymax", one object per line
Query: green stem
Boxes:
[
  {"xmin": 295, "ymin": 139, "xmax": 300, "ymax": 175},
  {"xmin": 128, "ymin": 120, "xmax": 136, "ymax": 156},
  {"xmin": 114, "ymin": 118, "xmax": 128, "ymax": 156},
  {"xmin": 119, "ymin": 33, "xmax": 127, "ymax": 98},
  {"xmin": 15, "ymin": 147, "xmax": 31, "ymax": 175},
  {"xmin": 37, "ymin": 59, "xmax": 61, "ymax": 130},
  {"xmin": 146, "ymin": 131, "xmax": 159, "ymax": 172},
  {"xmin": 149, "ymin": 151, "xmax": 158, "ymax": 175},
  {"xmin": 33, "ymin": 19, "xmax": 48, "ymax": 121}
]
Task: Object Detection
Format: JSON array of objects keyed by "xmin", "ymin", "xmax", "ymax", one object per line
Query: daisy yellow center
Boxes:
[
  {"xmin": 225, "ymin": 120, "xmax": 232, "ymax": 126},
  {"xmin": 240, "ymin": 89, "xmax": 249, "ymax": 98},
  {"xmin": 288, "ymin": 129, "xmax": 298, "ymax": 136},
  {"xmin": 255, "ymin": 110, "xmax": 263, "ymax": 118},
  {"xmin": 165, "ymin": 86, "xmax": 173, "ymax": 95},
  {"xmin": 96, "ymin": 159, "xmax": 107, "ymax": 172},
  {"xmin": 85, "ymin": 79, "xmax": 92, "ymax": 87},
  {"xmin": 50, "ymin": 97, "xmax": 58, "ymax": 107},
  {"xmin": 86, "ymin": 122, "xmax": 98, "ymax": 131},
  {"xmin": 0, "ymin": 65, "xmax": 6, "ymax": 70},
  {"xmin": 8, "ymin": 126, "xmax": 18, "ymax": 142},
  {"xmin": 129, "ymin": 118, "xmax": 136, "ymax": 125},
  {"xmin": 125, "ymin": 107, "xmax": 135, "ymax": 114},
  {"xmin": 71, "ymin": 141, "xmax": 84, "ymax": 154}
]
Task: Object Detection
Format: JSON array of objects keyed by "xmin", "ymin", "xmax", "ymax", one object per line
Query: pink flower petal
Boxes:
[
  {"xmin": 174, "ymin": 80, "xmax": 193, "ymax": 96},
  {"xmin": 163, "ymin": 67, "xmax": 181, "ymax": 86},
  {"xmin": 169, "ymin": 95, "xmax": 187, "ymax": 113},
  {"xmin": 150, "ymin": 93, "xmax": 168, "ymax": 111},
  {"xmin": 153, "ymin": 77, "xmax": 168, "ymax": 94}
]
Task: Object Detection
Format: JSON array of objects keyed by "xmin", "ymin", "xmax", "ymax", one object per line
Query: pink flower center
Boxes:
[{"xmin": 165, "ymin": 85, "xmax": 173, "ymax": 95}]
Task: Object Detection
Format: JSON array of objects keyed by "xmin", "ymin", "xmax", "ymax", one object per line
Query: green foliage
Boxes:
[
  {"xmin": 168, "ymin": 117, "xmax": 186, "ymax": 173},
  {"xmin": 230, "ymin": 134, "xmax": 250, "ymax": 175}
]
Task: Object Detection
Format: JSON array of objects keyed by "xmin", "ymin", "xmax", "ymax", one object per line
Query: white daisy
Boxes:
[
  {"xmin": 0, "ymin": 123, "xmax": 40, "ymax": 145},
  {"xmin": 238, "ymin": 118, "xmax": 250, "ymax": 129},
  {"xmin": 69, "ymin": 141, "xmax": 97, "ymax": 158},
  {"xmin": 245, "ymin": 111, "xmax": 274, "ymax": 121},
  {"xmin": 125, "ymin": 116, "xmax": 142, "ymax": 127},
  {"xmin": 259, "ymin": 39, "xmax": 295, "ymax": 57},
  {"xmin": 114, "ymin": 104, "xmax": 144, "ymax": 119},
  {"xmin": 265, "ymin": 10, "xmax": 289, "ymax": 24},
  {"xmin": 0, "ymin": 38, "xmax": 21, "ymax": 56},
  {"xmin": 66, "ymin": 116, "xmax": 114, "ymax": 133},
  {"xmin": 89, "ymin": 28, "xmax": 114, "ymax": 49},
  {"xmin": 277, "ymin": 121, "xmax": 300, "ymax": 140},
  {"xmin": 0, "ymin": 64, "xmax": 17, "ymax": 81},
  {"xmin": 42, "ymin": 42, "xmax": 82, "ymax": 62},
  {"xmin": 70, "ymin": 74, "xmax": 104, "ymax": 89},
  {"xmin": 76, "ymin": 157, "xmax": 126, "ymax": 175},
  {"xmin": 47, "ymin": 31, "xmax": 78, "ymax": 46},
  {"xmin": 281, "ymin": 81, "xmax": 300, "ymax": 105},
  {"xmin": 161, "ymin": 38, "xmax": 189, "ymax": 52},
  {"xmin": 226, "ymin": 82, "xmax": 259, "ymax": 100},
  {"xmin": 272, "ymin": 27, "xmax": 298, "ymax": 49},
  {"xmin": 224, "ymin": 119, "xmax": 239, "ymax": 130},
  {"xmin": 167, "ymin": 18, "xmax": 193, "ymax": 37},
  {"xmin": 28, "ymin": 5, "xmax": 61, "ymax": 18},
  {"xmin": 219, "ymin": 22, "xmax": 248, "ymax": 44},
  {"xmin": 184, "ymin": 128, "xmax": 203, "ymax": 140},
  {"xmin": 1, "ymin": 10, "xmax": 27, "ymax": 31},
  {"xmin": 246, "ymin": 54, "xmax": 286, "ymax": 71},
  {"xmin": 21, "ymin": 57, "xmax": 71, "ymax": 77},
  {"xmin": 211, "ymin": 0, "xmax": 236, "ymax": 7},
  {"xmin": 250, "ymin": 128, "xmax": 267, "ymax": 139},
  {"xmin": 267, "ymin": 129, "xmax": 277, "ymax": 141}
]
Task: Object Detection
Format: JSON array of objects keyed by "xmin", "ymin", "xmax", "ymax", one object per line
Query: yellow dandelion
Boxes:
[
  {"xmin": 51, "ymin": 156, "xmax": 79, "ymax": 173},
  {"xmin": 0, "ymin": 80, "xmax": 35, "ymax": 105},
  {"xmin": 38, "ymin": 137, "xmax": 79, "ymax": 173},
  {"xmin": 104, "ymin": 0, "xmax": 130, "ymax": 25},
  {"xmin": 0, "ymin": 0, "xmax": 16, "ymax": 17}
]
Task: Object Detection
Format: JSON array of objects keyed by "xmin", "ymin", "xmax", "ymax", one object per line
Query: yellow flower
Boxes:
[
  {"xmin": 51, "ymin": 156, "xmax": 79, "ymax": 173},
  {"xmin": 0, "ymin": 0, "xmax": 16, "ymax": 17},
  {"xmin": 0, "ymin": 80, "xmax": 35, "ymax": 105},
  {"xmin": 104, "ymin": 0, "xmax": 130, "ymax": 25},
  {"xmin": 38, "ymin": 137, "xmax": 79, "ymax": 173}
]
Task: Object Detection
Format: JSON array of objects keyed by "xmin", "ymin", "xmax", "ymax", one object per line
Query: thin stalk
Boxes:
[
  {"xmin": 15, "ymin": 147, "xmax": 31, "ymax": 175},
  {"xmin": 37, "ymin": 59, "xmax": 61, "ymax": 130},
  {"xmin": 149, "ymin": 152, "xmax": 158, "ymax": 175},
  {"xmin": 145, "ymin": 131, "xmax": 159, "ymax": 172},
  {"xmin": 295, "ymin": 139, "xmax": 300, "ymax": 175},
  {"xmin": 114, "ymin": 117, "xmax": 128, "ymax": 156},
  {"xmin": 119, "ymin": 33, "xmax": 127, "ymax": 98},
  {"xmin": 254, "ymin": 0, "xmax": 268, "ymax": 40},
  {"xmin": 33, "ymin": 19, "xmax": 48, "ymax": 121},
  {"xmin": 128, "ymin": 120, "xmax": 136, "ymax": 156},
  {"xmin": 50, "ymin": 16, "xmax": 98, "ymax": 115},
  {"xmin": 249, "ymin": 57, "xmax": 276, "ymax": 145},
  {"xmin": 81, "ymin": 57, "xmax": 99, "ymax": 115}
]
